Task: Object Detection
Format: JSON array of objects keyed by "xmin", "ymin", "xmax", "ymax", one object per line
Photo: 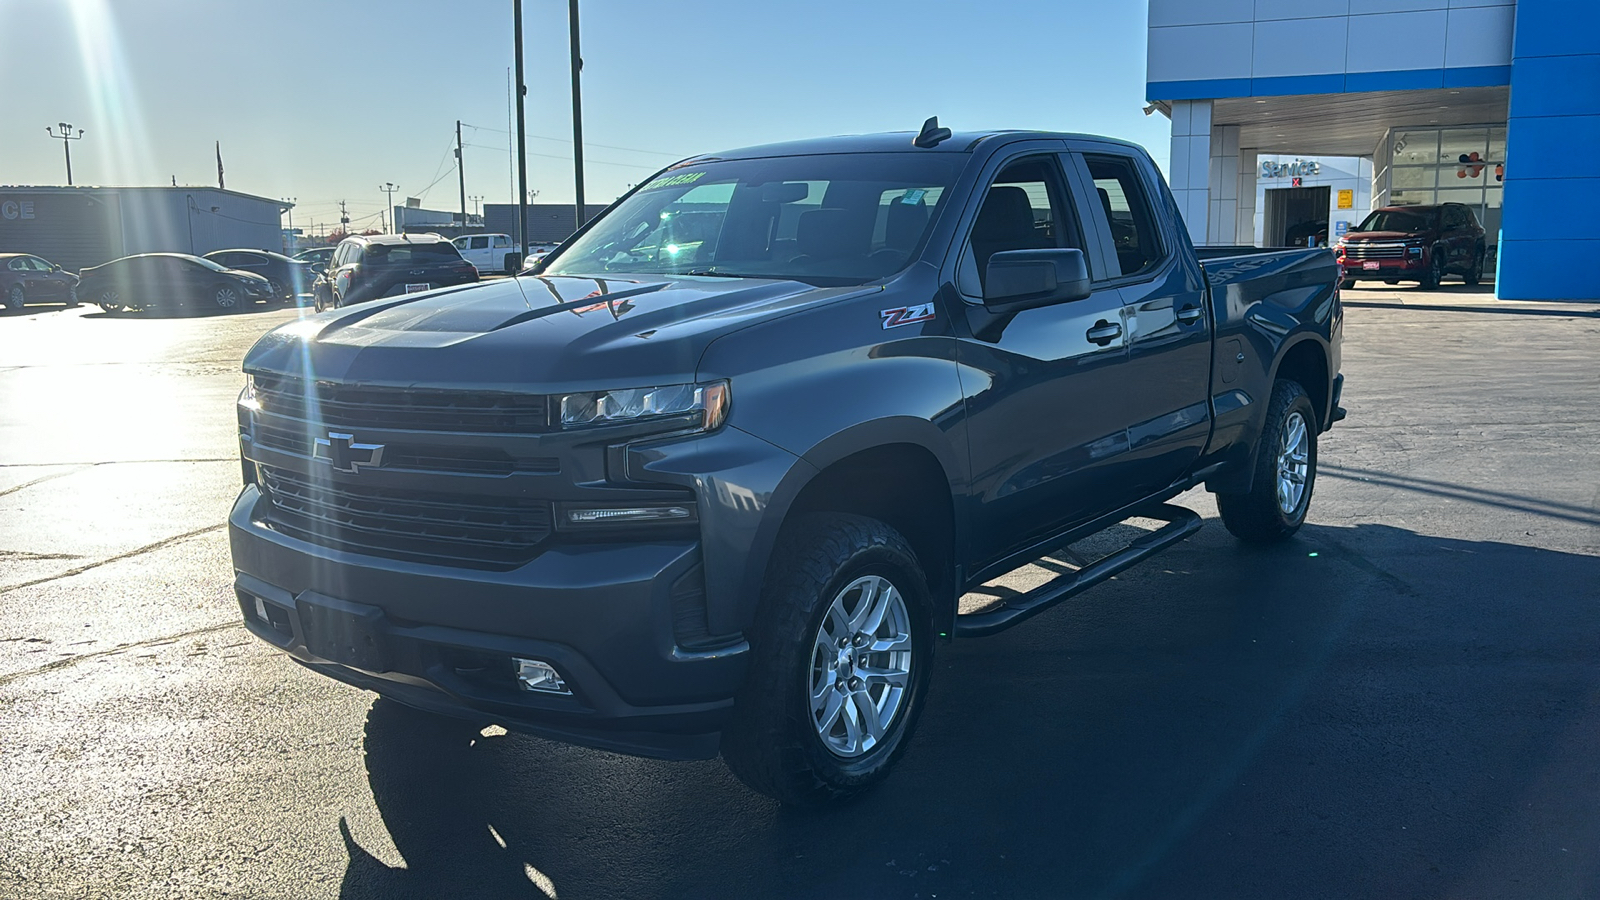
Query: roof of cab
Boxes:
[{"xmin": 683, "ymin": 130, "xmax": 1145, "ymax": 163}]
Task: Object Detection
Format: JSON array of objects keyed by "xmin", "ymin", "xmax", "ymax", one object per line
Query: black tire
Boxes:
[
  {"xmin": 64, "ymin": 288, "xmax": 79, "ymax": 308},
  {"xmin": 1420, "ymin": 251, "xmax": 1444, "ymax": 289},
  {"xmin": 722, "ymin": 513, "xmax": 934, "ymax": 806},
  {"xmin": 97, "ymin": 288, "xmax": 124, "ymax": 314},
  {"xmin": 5, "ymin": 284, "xmax": 24, "ymax": 311},
  {"xmin": 1383, "ymin": 279, "xmax": 1400, "ymax": 285},
  {"xmin": 1340, "ymin": 278, "xmax": 1357, "ymax": 290},
  {"xmin": 1216, "ymin": 379, "xmax": 1318, "ymax": 544},
  {"xmin": 1464, "ymin": 247, "xmax": 1485, "ymax": 286}
]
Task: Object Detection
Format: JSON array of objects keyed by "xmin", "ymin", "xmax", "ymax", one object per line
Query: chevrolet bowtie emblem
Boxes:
[{"xmin": 314, "ymin": 432, "xmax": 385, "ymax": 474}]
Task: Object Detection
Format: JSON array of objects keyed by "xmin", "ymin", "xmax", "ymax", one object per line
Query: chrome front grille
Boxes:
[{"xmin": 1342, "ymin": 242, "xmax": 1408, "ymax": 260}]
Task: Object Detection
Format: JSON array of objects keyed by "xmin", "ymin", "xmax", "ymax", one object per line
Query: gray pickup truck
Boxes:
[{"xmin": 231, "ymin": 120, "xmax": 1343, "ymax": 805}]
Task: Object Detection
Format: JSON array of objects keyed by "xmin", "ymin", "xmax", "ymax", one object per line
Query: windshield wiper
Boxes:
[{"xmin": 682, "ymin": 268, "xmax": 765, "ymax": 279}]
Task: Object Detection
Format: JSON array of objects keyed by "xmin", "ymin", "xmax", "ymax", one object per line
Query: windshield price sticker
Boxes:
[{"xmin": 640, "ymin": 171, "xmax": 706, "ymax": 192}]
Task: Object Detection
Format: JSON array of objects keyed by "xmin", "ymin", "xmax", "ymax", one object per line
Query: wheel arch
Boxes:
[{"xmin": 738, "ymin": 420, "xmax": 963, "ymax": 640}]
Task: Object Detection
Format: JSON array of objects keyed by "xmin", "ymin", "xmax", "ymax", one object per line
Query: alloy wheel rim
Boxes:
[
  {"xmin": 808, "ymin": 574, "xmax": 913, "ymax": 758},
  {"xmin": 7, "ymin": 286, "xmax": 22, "ymax": 308},
  {"xmin": 216, "ymin": 287, "xmax": 238, "ymax": 308},
  {"xmin": 1275, "ymin": 411, "xmax": 1310, "ymax": 516},
  {"xmin": 99, "ymin": 290, "xmax": 119, "ymax": 311}
]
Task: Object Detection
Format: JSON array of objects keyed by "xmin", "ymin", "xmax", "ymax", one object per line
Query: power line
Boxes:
[{"xmin": 462, "ymin": 122, "xmax": 683, "ymax": 158}]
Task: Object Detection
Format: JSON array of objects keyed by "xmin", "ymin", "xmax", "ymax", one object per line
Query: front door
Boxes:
[{"xmin": 954, "ymin": 150, "xmax": 1133, "ymax": 571}]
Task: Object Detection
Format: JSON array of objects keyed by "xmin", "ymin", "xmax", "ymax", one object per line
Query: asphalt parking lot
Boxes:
[{"xmin": 1, "ymin": 283, "xmax": 1597, "ymax": 899}]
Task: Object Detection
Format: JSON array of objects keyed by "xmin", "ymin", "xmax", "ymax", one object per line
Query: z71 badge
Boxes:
[{"xmin": 880, "ymin": 302, "xmax": 936, "ymax": 329}]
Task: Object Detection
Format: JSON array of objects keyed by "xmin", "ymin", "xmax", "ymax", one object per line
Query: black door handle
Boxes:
[
  {"xmin": 1086, "ymin": 320, "xmax": 1122, "ymax": 346},
  {"xmin": 1176, "ymin": 305, "xmax": 1202, "ymax": 324}
]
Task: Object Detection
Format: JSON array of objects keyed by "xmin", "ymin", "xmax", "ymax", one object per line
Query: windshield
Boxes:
[
  {"xmin": 538, "ymin": 152, "xmax": 965, "ymax": 285},
  {"xmin": 1353, "ymin": 209, "xmax": 1436, "ymax": 233}
]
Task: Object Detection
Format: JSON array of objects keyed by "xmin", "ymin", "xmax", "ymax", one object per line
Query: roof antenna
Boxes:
[{"xmin": 912, "ymin": 116, "xmax": 952, "ymax": 149}]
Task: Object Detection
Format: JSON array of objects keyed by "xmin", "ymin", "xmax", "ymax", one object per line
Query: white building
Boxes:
[{"xmin": 1146, "ymin": 0, "xmax": 1598, "ymax": 300}]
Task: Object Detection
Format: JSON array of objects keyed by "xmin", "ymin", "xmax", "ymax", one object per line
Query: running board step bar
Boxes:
[{"xmin": 952, "ymin": 504, "xmax": 1203, "ymax": 638}]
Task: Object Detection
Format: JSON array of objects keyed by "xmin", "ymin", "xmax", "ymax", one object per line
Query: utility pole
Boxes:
[
  {"xmin": 456, "ymin": 120, "xmax": 469, "ymax": 237},
  {"xmin": 339, "ymin": 200, "xmax": 350, "ymax": 237},
  {"xmin": 569, "ymin": 0, "xmax": 585, "ymax": 232},
  {"xmin": 281, "ymin": 197, "xmax": 295, "ymax": 233},
  {"xmin": 46, "ymin": 123, "xmax": 85, "ymax": 186},
  {"xmin": 379, "ymin": 182, "xmax": 399, "ymax": 233},
  {"xmin": 514, "ymin": 0, "xmax": 530, "ymax": 259}
]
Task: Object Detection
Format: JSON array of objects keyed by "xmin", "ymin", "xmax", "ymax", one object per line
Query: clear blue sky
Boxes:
[{"xmin": 1, "ymin": 0, "xmax": 1168, "ymax": 234}]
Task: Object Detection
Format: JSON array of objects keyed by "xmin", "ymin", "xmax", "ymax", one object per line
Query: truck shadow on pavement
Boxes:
[{"xmin": 338, "ymin": 521, "xmax": 1600, "ymax": 900}]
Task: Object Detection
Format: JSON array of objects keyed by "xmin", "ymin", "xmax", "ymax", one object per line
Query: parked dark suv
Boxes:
[
  {"xmin": 1337, "ymin": 203, "xmax": 1486, "ymax": 289},
  {"xmin": 312, "ymin": 234, "xmax": 478, "ymax": 311}
]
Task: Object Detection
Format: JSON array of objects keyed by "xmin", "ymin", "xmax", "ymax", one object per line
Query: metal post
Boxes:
[
  {"xmin": 569, "ymin": 0, "xmax": 585, "ymax": 232},
  {"xmin": 456, "ymin": 120, "xmax": 468, "ymax": 238},
  {"xmin": 514, "ymin": 1, "xmax": 530, "ymax": 258}
]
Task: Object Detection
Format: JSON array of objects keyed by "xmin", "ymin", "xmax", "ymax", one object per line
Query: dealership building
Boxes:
[{"xmin": 1147, "ymin": 0, "xmax": 1598, "ymax": 300}]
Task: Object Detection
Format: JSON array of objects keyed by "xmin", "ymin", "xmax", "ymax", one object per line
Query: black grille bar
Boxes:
[{"xmin": 254, "ymin": 374, "xmax": 550, "ymax": 434}]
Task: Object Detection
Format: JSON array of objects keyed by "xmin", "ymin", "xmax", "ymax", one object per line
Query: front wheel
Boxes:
[
  {"xmin": 213, "ymin": 283, "xmax": 241, "ymax": 310},
  {"xmin": 1464, "ymin": 248, "xmax": 1485, "ymax": 286},
  {"xmin": 722, "ymin": 513, "xmax": 933, "ymax": 806},
  {"xmin": 5, "ymin": 284, "xmax": 24, "ymax": 311},
  {"xmin": 1216, "ymin": 379, "xmax": 1318, "ymax": 543},
  {"xmin": 97, "ymin": 289, "xmax": 124, "ymax": 314},
  {"xmin": 1340, "ymin": 278, "xmax": 1357, "ymax": 290},
  {"xmin": 1420, "ymin": 252, "xmax": 1444, "ymax": 289}
]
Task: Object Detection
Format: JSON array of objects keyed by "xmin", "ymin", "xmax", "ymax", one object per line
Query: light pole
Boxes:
[
  {"xmin": 569, "ymin": 0, "xmax": 585, "ymax": 231},
  {"xmin": 379, "ymin": 182, "xmax": 399, "ymax": 233},
  {"xmin": 514, "ymin": 0, "xmax": 530, "ymax": 259},
  {"xmin": 469, "ymin": 195, "xmax": 484, "ymax": 228},
  {"xmin": 281, "ymin": 197, "xmax": 296, "ymax": 252},
  {"xmin": 46, "ymin": 122, "xmax": 85, "ymax": 186}
]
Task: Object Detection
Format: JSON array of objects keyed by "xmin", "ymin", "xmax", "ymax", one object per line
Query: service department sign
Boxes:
[
  {"xmin": 1, "ymin": 200, "xmax": 36, "ymax": 221},
  {"xmin": 1261, "ymin": 159, "xmax": 1321, "ymax": 179}
]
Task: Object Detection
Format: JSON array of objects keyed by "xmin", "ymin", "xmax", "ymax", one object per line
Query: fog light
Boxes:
[
  {"xmin": 566, "ymin": 506, "xmax": 692, "ymax": 524},
  {"xmin": 254, "ymin": 596, "xmax": 270, "ymax": 623},
  {"xmin": 514, "ymin": 658, "xmax": 571, "ymax": 694}
]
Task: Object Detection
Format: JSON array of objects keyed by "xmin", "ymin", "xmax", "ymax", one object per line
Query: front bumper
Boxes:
[
  {"xmin": 1339, "ymin": 256, "xmax": 1425, "ymax": 278},
  {"xmin": 229, "ymin": 486, "xmax": 748, "ymax": 760}
]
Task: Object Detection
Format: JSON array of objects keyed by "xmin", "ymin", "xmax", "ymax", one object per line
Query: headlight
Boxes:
[
  {"xmin": 238, "ymin": 374, "xmax": 259, "ymax": 412},
  {"xmin": 559, "ymin": 380, "xmax": 729, "ymax": 431}
]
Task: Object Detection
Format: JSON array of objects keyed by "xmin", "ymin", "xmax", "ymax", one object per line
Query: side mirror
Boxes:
[
  {"xmin": 51, "ymin": 263, "xmax": 62, "ymax": 272},
  {"xmin": 983, "ymin": 248, "xmax": 1091, "ymax": 313}
]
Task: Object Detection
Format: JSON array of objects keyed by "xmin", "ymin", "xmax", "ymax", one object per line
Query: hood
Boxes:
[
  {"xmin": 243, "ymin": 273, "xmax": 874, "ymax": 392},
  {"xmin": 1342, "ymin": 230, "xmax": 1425, "ymax": 242}
]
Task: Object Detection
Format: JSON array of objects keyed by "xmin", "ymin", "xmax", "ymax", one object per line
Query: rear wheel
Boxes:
[
  {"xmin": 722, "ymin": 513, "xmax": 933, "ymax": 805},
  {"xmin": 1340, "ymin": 278, "xmax": 1357, "ymax": 290},
  {"xmin": 1216, "ymin": 379, "xmax": 1317, "ymax": 543},
  {"xmin": 97, "ymin": 289, "xmax": 124, "ymax": 314},
  {"xmin": 5, "ymin": 284, "xmax": 24, "ymax": 311}
]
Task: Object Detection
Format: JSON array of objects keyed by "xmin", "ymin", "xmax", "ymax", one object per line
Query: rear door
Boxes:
[
  {"xmin": 1068, "ymin": 146, "xmax": 1213, "ymax": 498},
  {"xmin": 952, "ymin": 145, "xmax": 1134, "ymax": 569}
]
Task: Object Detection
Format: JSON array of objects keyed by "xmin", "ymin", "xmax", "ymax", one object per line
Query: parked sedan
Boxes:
[
  {"xmin": 204, "ymin": 248, "xmax": 312, "ymax": 304},
  {"xmin": 1, "ymin": 253, "xmax": 79, "ymax": 311},
  {"xmin": 292, "ymin": 246, "xmax": 337, "ymax": 272},
  {"xmin": 78, "ymin": 253, "xmax": 273, "ymax": 314}
]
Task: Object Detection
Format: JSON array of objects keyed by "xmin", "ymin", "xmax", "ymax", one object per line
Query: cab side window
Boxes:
[
  {"xmin": 957, "ymin": 156, "xmax": 1080, "ymax": 297},
  {"xmin": 1085, "ymin": 155, "xmax": 1163, "ymax": 280},
  {"xmin": 470, "ymin": 236, "xmax": 489, "ymax": 250}
]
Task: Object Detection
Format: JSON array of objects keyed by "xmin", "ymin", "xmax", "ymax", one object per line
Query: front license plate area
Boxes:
[
  {"xmin": 405, "ymin": 282, "xmax": 430, "ymax": 294},
  {"xmin": 1362, "ymin": 261, "xmax": 1380, "ymax": 271},
  {"xmin": 297, "ymin": 596, "xmax": 390, "ymax": 672}
]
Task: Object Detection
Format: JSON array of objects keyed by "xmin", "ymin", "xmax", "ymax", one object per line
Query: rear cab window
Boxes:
[{"xmin": 1083, "ymin": 154, "xmax": 1163, "ymax": 281}]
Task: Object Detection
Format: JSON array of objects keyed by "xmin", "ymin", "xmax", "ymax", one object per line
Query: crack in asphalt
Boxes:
[
  {"xmin": 0, "ymin": 523, "xmax": 226, "ymax": 595},
  {"xmin": 0, "ymin": 620, "xmax": 243, "ymax": 687},
  {"xmin": 0, "ymin": 466, "xmax": 93, "ymax": 498}
]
